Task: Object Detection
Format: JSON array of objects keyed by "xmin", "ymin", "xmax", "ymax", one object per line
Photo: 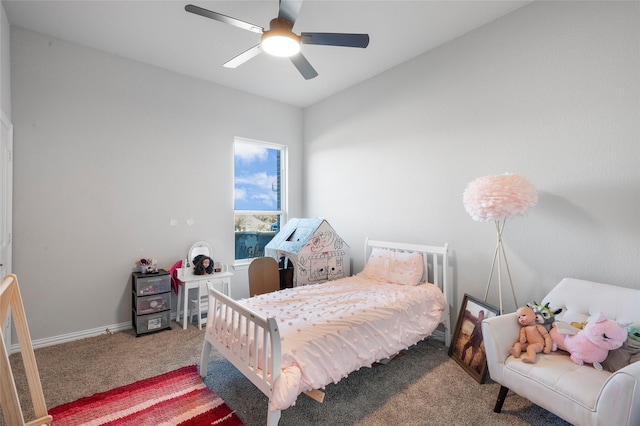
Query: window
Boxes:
[{"xmin": 234, "ymin": 137, "xmax": 286, "ymax": 262}]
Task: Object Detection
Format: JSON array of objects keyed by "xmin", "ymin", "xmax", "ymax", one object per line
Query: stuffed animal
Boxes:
[
  {"xmin": 601, "ymin": 324, "xmax": 640, "ymax": 372},
  {"xmin": 526, "ymin": 301, "xmax": 563, "ymax": 330},
  {"xmin": 549, "ymin": 312, "xmax": 628, "ymax": 370},
  {"xmin": 630, "ymin": 325, "xmax": 640, "ymax": 364},
  {"xmin": 509, "ymin": 306, "xmax": 553, "ymax": 363},
  {"xmin": 570, "ymin": 321, "xmax": 588, "ymax": 330}
]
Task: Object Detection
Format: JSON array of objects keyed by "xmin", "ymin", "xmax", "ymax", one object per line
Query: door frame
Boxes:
[{"xmin": 1, "ymin": 110, "xmax": 13, "ymax": 350}]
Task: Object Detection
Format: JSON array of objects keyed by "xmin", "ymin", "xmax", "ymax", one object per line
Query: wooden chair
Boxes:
[
  {"xmin": 248, "ymin": 257, "xmax": 280, "ymax": 297},
  {"xmin": 0, "ymin": 274, "xmax": 52, "ymax": 426}
]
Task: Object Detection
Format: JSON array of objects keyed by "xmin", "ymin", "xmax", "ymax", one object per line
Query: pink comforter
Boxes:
[{"xmin": 236, "ymin": 274, "xmax": 446, "ymax": 410}]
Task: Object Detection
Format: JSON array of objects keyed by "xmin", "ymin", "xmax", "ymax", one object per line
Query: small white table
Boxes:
[{"xmin": 176, "ymin": 267, "xmax": 233, "ymax": 330}]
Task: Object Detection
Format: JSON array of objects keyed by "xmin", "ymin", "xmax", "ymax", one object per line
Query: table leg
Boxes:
[
  {"xmin": 182, "ymin": 285, "xmax": 188, "ymax": 330},
  {"xmin": 176, "ymin": 286, "xmax": 183, "ymax": 322}
]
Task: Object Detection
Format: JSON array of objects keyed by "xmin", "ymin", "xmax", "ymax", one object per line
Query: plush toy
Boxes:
[
  {"xmin": 601, "ymin": 324, "xmax": 640, "ymax": 372},
  {"xmin": 630, "ymin": 325, "xmax": 640, "ymax": 364},
  {"xmin": 570, "ymin": 321, "xmax": 588, "ymax": 330},
  {"xmin": 526, "ymin": 301, "xmax": 563, "ymax": 330},
  {"xmin": 510, "ymin": 306, "xmax": 553, "ymax": 363},
  {"xmin": 549, "ymin": 312, "xmax": 628, "ymax": 370}
]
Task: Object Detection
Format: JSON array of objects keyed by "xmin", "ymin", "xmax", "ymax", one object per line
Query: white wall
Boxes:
[
  {"xmin": 304, "ymin": 1, "xmax": 640, "ymax": 316},
  {"xmin": 10, "ymin": 27, "xmax": 303, "ymax": 341},
  {"xmin": 7, "ymin": 1, "xmax": 639, "ymax": 343}
]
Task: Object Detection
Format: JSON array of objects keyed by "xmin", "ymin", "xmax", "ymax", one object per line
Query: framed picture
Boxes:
[{"xmin": 448, "ymin": 293, "xmax": 500, "ymax": 383}]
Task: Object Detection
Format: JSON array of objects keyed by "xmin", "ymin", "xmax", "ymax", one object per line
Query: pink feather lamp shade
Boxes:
[
  {"xmin": 463, "ymin": 173, "xmax": 537, "ymax": 314},
  {"xmin": 463, "ymin": 173, "xmax": 537, "ymax": 222}
]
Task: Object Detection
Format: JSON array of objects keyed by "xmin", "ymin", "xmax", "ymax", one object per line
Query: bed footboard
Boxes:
[{"xmin": 200, "ymin": 283, "xmax": 282, "ymax": 426}]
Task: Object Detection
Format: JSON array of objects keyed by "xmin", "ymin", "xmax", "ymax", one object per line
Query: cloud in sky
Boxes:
[
  {"xmin": 234, "ymin": 187, "xmax": 247, "ymax": 201},
  {"xmin": 234, "ymin": 142, "xmax": 278, "ymax": 209},
  {"xmin": 235, "ymin": 143, "xmax": 268, "ymax": 163}
]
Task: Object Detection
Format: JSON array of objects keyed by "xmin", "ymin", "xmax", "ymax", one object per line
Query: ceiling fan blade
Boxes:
[
  {"xmin": 185, "ymin": 4, "xmax": 263, "ymax": 34},
  {"xmin": 290, "ymin": 53, "xmax": 318, "ymax": 80},
  {"xmin": 223, "ymin": 44, "xmax": 263, "ymax": 68},
  {"xmin": 278, "ymin": 0, "xmax": 304, "ymax": 25},
  {"xmin": 301, "ymin": 32, "xmax": 370, "ymax": 48}
]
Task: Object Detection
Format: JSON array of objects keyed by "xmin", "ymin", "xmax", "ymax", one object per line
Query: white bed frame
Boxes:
[{"xmin": 200, "ymin": 238, "xmax": 450, "ymax": 426}]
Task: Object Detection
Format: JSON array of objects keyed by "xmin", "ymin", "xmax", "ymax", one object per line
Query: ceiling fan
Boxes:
[{"xmin": 185, "ymin": 1, "xmax": 370, "ymax": 80}]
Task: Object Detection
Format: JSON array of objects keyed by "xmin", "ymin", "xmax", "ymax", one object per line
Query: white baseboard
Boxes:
[
  {"xmin": 12, "ymin": 313, "xmax": 440, "ymax": 353},
  {"xmin": 10, "ymin": 321, "xmax": 132, "ymax": 353},
  {"xmin": 10, "ymin": 313, "xmax": 178, "ymax": 353}
]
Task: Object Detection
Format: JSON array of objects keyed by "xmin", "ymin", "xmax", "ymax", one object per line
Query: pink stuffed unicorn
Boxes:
[{"xmin": 549, "ymin": 311, "xmax": 628, "ymax": 370}]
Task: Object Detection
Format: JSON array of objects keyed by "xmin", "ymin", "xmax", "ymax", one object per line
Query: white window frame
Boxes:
[{"xmin": 233, "ymin": 137, "xmax": 287, "ymax": 268}]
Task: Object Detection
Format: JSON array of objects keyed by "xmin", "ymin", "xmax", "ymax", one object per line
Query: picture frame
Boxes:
[{"xmin": 448, "ymin": 293, "xmax": 500, "ymax": 383}]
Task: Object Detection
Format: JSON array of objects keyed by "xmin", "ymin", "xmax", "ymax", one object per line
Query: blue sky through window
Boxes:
[{"xmin": 234, "ymin": 141, "xmax": 279, "ymax": 211}]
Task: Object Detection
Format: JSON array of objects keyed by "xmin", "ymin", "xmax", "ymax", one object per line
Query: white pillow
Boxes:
[{"xmin": 359, "ymin": 248, "xmax": 424, "ymax": 286}]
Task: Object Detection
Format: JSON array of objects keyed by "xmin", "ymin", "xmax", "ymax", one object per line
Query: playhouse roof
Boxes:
[{"xmin": 265, "ymin": 217, "xmax": 342, "ymax": 255}]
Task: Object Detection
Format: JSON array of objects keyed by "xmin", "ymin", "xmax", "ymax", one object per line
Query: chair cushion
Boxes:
[{"xmin": 504, "ymin": 352, "xmax": 611, "ymax": 411}]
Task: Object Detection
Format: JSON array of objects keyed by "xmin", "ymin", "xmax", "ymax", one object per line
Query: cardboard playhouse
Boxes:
[{"xmin": 265, "ymin": 218, "xmax": 350, "ymax": 287}]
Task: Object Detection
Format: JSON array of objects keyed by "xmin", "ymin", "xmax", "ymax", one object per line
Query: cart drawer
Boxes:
[
  {"xmin": 133, "ymin": 273, "xmax": 171, "ymax": 296},
  {"xmin": 133, "ymin": 310, "xmax": 170, "ymax": 334},
  {"xmin": 133, "ymin": 292, "xmax": 170, "ymax": 315}
]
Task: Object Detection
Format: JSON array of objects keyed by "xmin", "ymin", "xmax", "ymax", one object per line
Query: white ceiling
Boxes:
[{"xmin": 3, "ymin": 0, "xmax": 532, "ymax": 108}]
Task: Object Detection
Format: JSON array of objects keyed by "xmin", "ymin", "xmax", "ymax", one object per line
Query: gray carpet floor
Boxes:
[
  {"xmin": 205, "ymin": 337, "xmax": 571, "ymax": 426},
  {"xmin": 3, "ymin": 321, "xmax": 570, "ymax": 426}
]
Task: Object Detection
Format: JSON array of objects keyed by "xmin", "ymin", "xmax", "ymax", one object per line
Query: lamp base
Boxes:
[{"xmin": 483, "ymin": 219, "xmax": 518, "ymax": 315}]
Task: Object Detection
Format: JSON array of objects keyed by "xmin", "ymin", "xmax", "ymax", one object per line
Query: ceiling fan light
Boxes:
[{"xmin": 262, "ymin": 32, "xmax": 300, "ymax": 57}]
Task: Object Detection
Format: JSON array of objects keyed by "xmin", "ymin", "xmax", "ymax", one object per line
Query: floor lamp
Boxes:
[{"xmin": 463, "ymin": 173, "xmax": 537, "ymax": 314}]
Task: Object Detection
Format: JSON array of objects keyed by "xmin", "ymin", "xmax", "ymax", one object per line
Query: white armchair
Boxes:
[{"xmin": 482, "ymin": 278, "xmax": 640, "ymax": 426}]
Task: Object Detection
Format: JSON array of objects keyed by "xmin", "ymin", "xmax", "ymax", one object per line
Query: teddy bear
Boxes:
[
  {"xmin": 549, "ymin": 311, "xmax": 628, "ymax": 370},
  {"xmin": 509, "ymin": 305, "xmax": 553, "ymax": 363}
]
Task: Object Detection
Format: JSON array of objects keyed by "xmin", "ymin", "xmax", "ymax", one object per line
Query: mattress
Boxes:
[{"xmin": 229, "ymin": 274, "xmax": 446, "ymax": 410}]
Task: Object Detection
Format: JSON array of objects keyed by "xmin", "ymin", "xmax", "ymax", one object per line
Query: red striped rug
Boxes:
[{"xmin": 49, "ymin": 365, "xmax": 243, "ymax": 425}]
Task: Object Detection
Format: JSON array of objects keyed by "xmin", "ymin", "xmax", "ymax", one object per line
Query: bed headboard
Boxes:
[{"xmin": 364, "ymin": 237, "xmax": 451, "ymax": 346}]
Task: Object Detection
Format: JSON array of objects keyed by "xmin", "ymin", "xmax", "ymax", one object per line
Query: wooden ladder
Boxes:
[{"xmin": 0, "ymin": 273, "xmax": 52, "ymax": 426}]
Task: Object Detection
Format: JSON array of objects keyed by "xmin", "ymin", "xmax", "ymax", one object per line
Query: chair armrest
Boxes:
[
  {"xmin": 481, "ymin": 312, "xmax": 519, "ymax": 383},
  {"xmin": 615, "ymin": 358, "xmax": 640, "ymax": 376},
  {"xmin": 599, "ymin": 360, "xmax": 640, "ymax": 425}
]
